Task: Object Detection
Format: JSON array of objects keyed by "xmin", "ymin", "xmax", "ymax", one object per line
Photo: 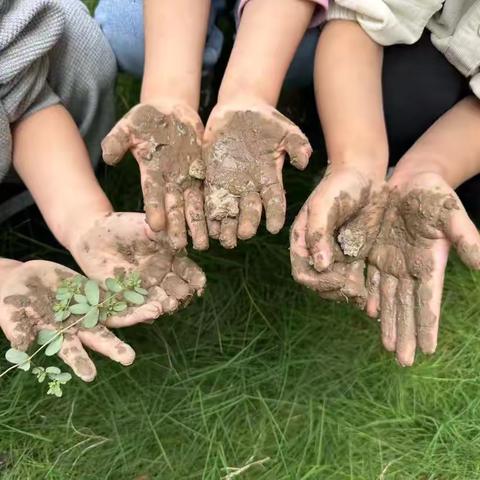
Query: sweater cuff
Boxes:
[{"xmin": 326, "ymin": 4, "xmax": 356, "ymax": 22}]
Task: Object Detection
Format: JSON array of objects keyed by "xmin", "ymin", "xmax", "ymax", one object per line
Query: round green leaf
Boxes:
[
  {"xmin": 74, "ymin": 294, "xmax": 88, "ymax": 304},
  {"xmin": 45, "ymin": 335, "xmax": 64, "ymax": 357},
  {"xmin": 50, "ymin": 372, "xmax": 72, "ymax": 383},
  {"xmin": 45, "ymin": 366, "xmax": 61, "ymax": 375},
  {"xmin": 54, "ymin": 311, "xmax": 66, "ymax": 323},
  {"xmin": 123, "ymin": 290, "xmax": 145, "ymax": 306},
  {"xmin": 70, "ymin": 303, "xmax": 91, "ymax": 315},
  {"xmin": 113, "ymin": 302, "xmax": 127, "ymax": 312},
  {"xmin": 5, "ymin": 348, "xmax": 29, "ymax": 365},
  {"xmin": 82, "ymin": 307, "xmax": 99, "ymax": 328},
  {"xmin": 84, "ymin": 280, "xmax": 100, "ymax": 306},
  {"xmin": 56, "ymin": 292, "xmax": 71, "ymax": 301},
  {"xmin": 106, "ymin": 278, "xmax": 123, "ymax": 293},
  {"xmin": 134, "ymin": 287, "xmax": 149, "ymax": 296},
  {"xmin": 18, "ymin": 361, "xmax": 31, "ymax": 372},
  {"xmin": 37, "ymin": 330, "xmax": 57, "ymax": 346}
]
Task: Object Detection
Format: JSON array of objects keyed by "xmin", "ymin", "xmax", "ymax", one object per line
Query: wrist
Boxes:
[
  {"xmin": 218, "ymin": 76, "xmax": 278, "ymax": 108},
  {"xmin": 0, "ymin": 259, "xmax": 22, "ymax": 289},
  {"xmin": 328, "ymin": 151, "xmax": 389, "ymax": 182},
  {"xmin": 391, "ymin": 154, "xmax": 451, "ymax": 188},
  {"xmin": 141, "ymin": 76, "xmax": 200, "ymax": 111},
  {"xmin": 57, "ymin": 201, "xmax": 113, "ymax": 253}
]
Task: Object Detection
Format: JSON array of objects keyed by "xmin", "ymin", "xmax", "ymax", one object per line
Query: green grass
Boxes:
[{"xmin": 2, "ymin": 47, "xmax": 480, "ymax": 480}]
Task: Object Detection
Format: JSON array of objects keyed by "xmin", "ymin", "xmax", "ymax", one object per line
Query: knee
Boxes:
[{"xmin": 94, "ymin": 0, "xmax": 145, "ymax": 77}]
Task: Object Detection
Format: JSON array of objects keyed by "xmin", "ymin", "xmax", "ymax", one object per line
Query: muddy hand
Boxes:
[
  {"xmin": 203, "ymin": 105, "xmax": 312, "ymax": 248},
  {"xmin": 70, "ymin": 212, "xmax": 206, "ymax": 327},
  {"xmin": 101, "ymin": 102, "xmax": 208, "ymax": 250},
  {"xmin": 291, "ymin": 167, "xmax": 387, "ymax": 307},
  {"xmin": 0, "ymin": 261, "xmax": 135, "ymax": 382},
  {"xmin": 367, "ymin": 172, "xmax": 480, "ymax": 366}
]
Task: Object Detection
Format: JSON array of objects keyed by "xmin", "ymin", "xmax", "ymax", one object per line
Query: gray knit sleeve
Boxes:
[{"xmin": 0, "ymin": 0, "xmax": 65, "ymax": 179}]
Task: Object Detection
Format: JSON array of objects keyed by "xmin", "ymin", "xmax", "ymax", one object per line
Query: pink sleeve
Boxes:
[{"xmin": 236, "ymin": 0, "xmax": 328, "ymax": 28}]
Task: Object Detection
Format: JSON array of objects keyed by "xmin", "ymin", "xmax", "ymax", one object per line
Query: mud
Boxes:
[
  {"xmin": 368, "ymin": 188, "xmax": 464, "ymax": 354},
  {"xmin": 204, "ymin": 110, "xmax": 311, "ymax": 235},
  {"xmin": 4, "ymin": 276, "xmax": 61, "ymax": 350}
]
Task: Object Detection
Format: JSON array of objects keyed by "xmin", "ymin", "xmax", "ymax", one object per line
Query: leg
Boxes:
[{"xmin": 95, "ymin": 0, "xmax": 225, "ymax": 77}]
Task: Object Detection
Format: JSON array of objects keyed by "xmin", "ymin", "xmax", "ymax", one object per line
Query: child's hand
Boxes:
[
  {"xmin": 203, "ymin": 104, "xmax": 312, "ymax": 248},
  {"xmin": 367, "ymin": 172, "xmax": 480, "ymax": 366},
  {"xmin": 70, "ymin": 212, "xmax": 206, "ymax": 324},
  {"xmin": 290, "ymin": 167, "xmax": 388, "ymax": 307},
  {"xmin": 0, "ymin": 261, "xmax": 135, "ymax": 382},
  {"xmin": 101, "ymin": 102, "xmax": 208, "ymax": 250}
]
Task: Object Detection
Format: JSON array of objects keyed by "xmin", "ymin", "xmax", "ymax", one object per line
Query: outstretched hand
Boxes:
[
  {"xmin": 0, "ymin": 260, "xmax": 136, "ymax": 382},
  {"xmin": 290, "ymin": 167, "xmax": 387, "ymax": 308},
  {"xmin": 367, "ymin": 172, "xmax": 480, "ymax": 366},
  {"xmin": 70, "ymin": 212, "xmax": 207, "ymax": 327},
  {"xmin": 203, "ymin": 105, "xmax": 312, "ymax": 248},
  {"xmin": 101, "ymin": 102, "xmax": 208, "ymax": 250}
]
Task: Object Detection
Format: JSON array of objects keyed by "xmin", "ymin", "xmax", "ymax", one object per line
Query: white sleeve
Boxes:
[{"xmin": 327, "ymin": 0, "xmax": 444, "ymax": 46}]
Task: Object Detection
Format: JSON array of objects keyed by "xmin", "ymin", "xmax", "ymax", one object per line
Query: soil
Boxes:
[
  {"xmin": 102, "ymin": 105, "xmax": 204, "ymax": 234},
  {"xmin": 368, "ymin": 188, "xmax": 468, "ymax": 354},
  {"xmin": 204, "ymin": 110, "xmax": 310, "ymax": 228}
]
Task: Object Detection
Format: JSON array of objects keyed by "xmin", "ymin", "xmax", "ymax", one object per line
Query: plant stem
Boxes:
[{"xmin": 0, "ymin": 293, "xmax": 118, "ymax": 380}]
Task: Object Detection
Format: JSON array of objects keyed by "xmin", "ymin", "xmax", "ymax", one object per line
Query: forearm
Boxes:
[
  {"xmin": 393, "ymin": 97, "xmax": 480, "ymax": 189},
  {"xmin": 315, "ymin": 20, "xmax": 388, "ymax": 178},
  {"xmin": 141, "ymin": 0, "xmax": 211, "ymax": 109},
  {"xmin": 11, "ymin": 105, "xmax": 112, "ymax": 250},
  {"xmin": 218, "ymin": 0, "xmax": 315, "ymax": 106}
]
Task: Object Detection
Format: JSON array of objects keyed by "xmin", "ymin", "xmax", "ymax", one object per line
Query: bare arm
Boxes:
[
  {"xmin": 315, "ymin": 20, "xmax": 388, "ymax": 177},
  {"xmin": 392, "ymin": 96, "xmax": 480, "ymax": 188},
  {"xmin": 141, "ymin": 0, "xmax": 211, "ymax": 109},
  {"xmin": 218, "ymin": 0, "xmax": 316, "ymax": 106},
  {"xmin": 12, "ymin": 105, "xmax": 112, "ymax": 250}
]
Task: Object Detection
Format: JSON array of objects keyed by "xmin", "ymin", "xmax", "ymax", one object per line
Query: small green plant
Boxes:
[{"xmin": 1, "ymin": 273, "xmax": 148, "ymax": 397}]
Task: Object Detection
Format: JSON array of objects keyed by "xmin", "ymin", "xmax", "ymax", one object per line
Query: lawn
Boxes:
[{"xmin": 1, "ymin": 6, "xmax": 480, "ymax": 480}]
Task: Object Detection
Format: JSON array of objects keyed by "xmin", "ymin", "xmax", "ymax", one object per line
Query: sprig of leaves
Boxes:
[{"xmin": 3, "ymin": 272, "xmax": 148, "ymax": 397}]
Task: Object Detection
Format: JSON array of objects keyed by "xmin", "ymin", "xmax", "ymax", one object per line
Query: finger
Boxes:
[
  {"xmin": 101, "ymin": 117, "xmax": 132, "ymax": 166},
  {"xmin": 416, "ymin": 241, "xmax": 449, "ymax": 355},
  {"xmin": 220, "ymin": 217, "xmax": 238, "ymax": 249},
  {"xmin": 342, "ymin": 260, "xmax": 367, "ymax": 309},
  {"xmin": 149, "ymin": 286, "xmax": 179, "ymax": 314},
  {"xmin": 77, "ymin": 326, "xmax": 136, "ymax": 366},
  {"xmin": 58, "ymin": 334, "xmax": 97, "ymax": 382},
  {"xmin": 261, "ymin": 182, "xmax": 286, "ymax": 234},
  {"xmin": 395, "ymin": 278, "xmax": 416, "ymax": 367},
  {"xmin": 380, "ymin": 273, "xmax": 398, "ymax": 352},
  {"xmin": 0, "ymin": 304, "xmax": 35, "ymax": 351},
  {"xmin": 238, "ymin": 192, "xmax": 262, "ymax": 240},
  {"xmin": 172, "ymin": 255, "xmax": 207, "ymax": 294},
  {"xmin": 142, "ymin": 176, "xmax": 166, "ymax": 232},
  {"xmin": 105, "ymin": 302, "xmax": 161, "ymax": 328},
  {"xmin": 443, "ymin": 202, "xmax": 480, "ymax": 270},
  {"xmin": 366, "ymin": 265, "xmax": 381, "ymax": 318},
  {"xmin": 165, "ymin": 188, "xmax": 187, "ymax": 249},
  {"xmin": 184, "ymin": 186, "xmax": 209, "ymax": 251},
  {"xmin": 207, "ymin": 218, "xmax": 221, "ymax": 240},
  {"xmin": 161, "ymin": 273, "xmax": 193, "ymax": 302},
  {"xmin": 284, "ymin": 130, "xmax": 312, "ymax": 170}
]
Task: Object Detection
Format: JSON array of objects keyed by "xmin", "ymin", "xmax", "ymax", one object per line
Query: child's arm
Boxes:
[
  {"xmin": 141, "ymin": 0, "xmax": 211, "ymax": 109},
  {"xmin": 203, "ymin": 0, "xmax": 318, "ymax": 249},
  {"xmin": 367, "ymin": 96, "xmax": 480, "ymax": 366},
  {"xmin": 11, "ymin": 105, "xmax": 206, "ymax": 323},
  {"xmin": 101, "ymin": 1, "xmax": 211, "ymax": 250},
  {"xmin": 290, "ymin": 20, "xmax": 388, "ymax": 300}
]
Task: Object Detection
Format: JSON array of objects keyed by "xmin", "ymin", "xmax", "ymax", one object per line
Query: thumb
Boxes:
[
  {"xmin": 101, "ymin": 116, "xmax": 132, "ymax": 166},
  {"xmin": 284, "ymin": 130, "xmax": 312, "ymax": 171},
  {"xmin": 305, "ymin": 191, "xmax": 338, "ymax": 272},
  {"xmin": 443, "ymin": 203, "xmax": 480, "ymax": 270}
]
